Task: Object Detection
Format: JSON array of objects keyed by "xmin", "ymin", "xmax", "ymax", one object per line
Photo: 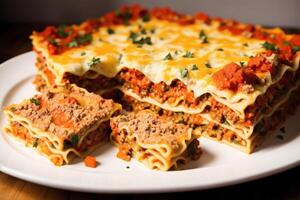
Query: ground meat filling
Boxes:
[
  {"xmin": 106, "ymin": 91, "xmax": 248, "ymax": 147},
  {"xmin": 8, "ymin": 85, "xmax": 117, "ymax": 141}
]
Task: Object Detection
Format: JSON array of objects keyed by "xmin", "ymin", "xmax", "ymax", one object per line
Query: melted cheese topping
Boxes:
[{"xmin": 32, "ymin": 19, "xmax": 298, "ymax": 116}]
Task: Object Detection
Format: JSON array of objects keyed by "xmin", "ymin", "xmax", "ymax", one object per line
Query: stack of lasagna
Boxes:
[{"xmin": 4, "ymin": 5, "xmax": 300, "ymax": 170}]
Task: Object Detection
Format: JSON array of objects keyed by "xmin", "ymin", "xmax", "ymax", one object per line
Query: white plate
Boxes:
[{"xmin": 0, "ymin": 52, "xmax": 299, "ymax": 193}]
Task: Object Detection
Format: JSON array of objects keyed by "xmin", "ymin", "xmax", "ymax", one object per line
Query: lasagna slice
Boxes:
[
  {"xmin": 105, "ymin": 89, "xmax": 300, "ymax": 153},
  {"xmin": 110, "ymin": 110, "xmax": 201, "ymax": 171},
  {"xmin": 3, "ymin": 85, "xmax": 121, "ymax": 166},
  {"xmin": 31, "ymin": 5, "xmax": 300, "ymax": 153}
]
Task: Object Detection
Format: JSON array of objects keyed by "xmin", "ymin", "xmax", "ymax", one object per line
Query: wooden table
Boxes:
[{"xmin": 0, "ymin": 23, "xmax": 300, "ymax": 200}]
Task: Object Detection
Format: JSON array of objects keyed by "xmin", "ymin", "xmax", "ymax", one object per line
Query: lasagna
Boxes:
[
  {"xmin": 3, "ymin": 85, "xmax": 121, "ymax": 165},
  {"xmin": 30, "ymin": 5, "xmax": 300, "ymax": 153},
  {"xmin": 110, "ymin": 110, "xmax": 201, "ymax": 171}
]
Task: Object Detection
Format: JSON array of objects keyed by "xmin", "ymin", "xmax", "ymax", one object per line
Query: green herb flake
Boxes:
[
  {"xmin": 133, "ymin": 36, "xmax": 152, "ymax": 45},
  {"xmin": 283, "ymin": 41, "xmax": 290, "ymax": 46},
  {"xmin": 142, "ymin": 13, "xmax": 150, "ymax": 22},
  {"xmin": 199, "ymin": 30, "xmax": 209, "ymax": 43},
  {"xmin": 191, "ymin": 64, "xmax": 198, "ymax": 70},
  {"xmin": 262, "ymin": 41, "xmax": 278, "ymax": 51},
  {"xmin": 217, "ymin": 48, "xmax": 224, "ymax": 51},
  {"xmin": 240, "ymin": 61, "xmax": 245, "ymax": 67},
  {"xmin": 57, "ymin": 25, "xmax": 68, "ymax": 38},
  {"xmin": 183, "ymin": 51, "xmax": 194, "ymax": 58},
  {"xmin": 67, "ymin": 40, "xmax": 78, "ymax": 48},
  {"xmin": 76, "ymin": 34, "xmax": 92, "ymax": 45},
  {"xmin": 150, "ymin": 29, "xmax": 156, "ymax": 34},
  {"xmin": 107, "ymin": 28, "xmax": 115, "ymax": 34},
  {"xmin": 33, "ymin": 139, "xmax": 39, "ymax": 148},
  {"xmin": 71, "ymin": 135, "xmax": 79, "ymax": 146},
  {"xmin": 243, "ymin": 43, "xmax": 249, "ymax": 47},
  {"xmin": 129, "ymin": 31, "xmax": 139, "ymax": 41},
  {"xmin": 30, "ymin": 98, "xmax": 40, "ymax": 106},
  {"xmin": 180, "ymin": 68, "xmax": 189, "ymax": 78},
  {"xmin": 292, "ymin": 46, "xmax": 300, "ymax": 53},
  {"xmin": 88, "ymin": 57, "xmax": 101, "ymax": 67},
  {"xmin": 205, "ymin": 61, "xmax": 212, "ymax": 68},
  {"xmin": 164, "ymin": 53, "xmax": 173, "ymax": 60},
  {"xmin": 48, "ymin": 37, "xmax": 58, "ymax": 46},
  {"xmin": 80, "ymin": 52, "xmax": 86, "ymax": 56},
  {"xmin": 141, "ymin": 28, "xmax": 147, "ymax": 35}
]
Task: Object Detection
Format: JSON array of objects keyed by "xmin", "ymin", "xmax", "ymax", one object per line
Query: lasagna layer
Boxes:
[
  {"xmin": 104, "ymin": 89, "xmax": 300, "ymax": 153},
  {"xmin": 110, "ymin": 110, "xmax": 201, "ymax": 171},
  {"xmin": 4, "ymin": 84, "xmax": 121, "ymax": 165}
]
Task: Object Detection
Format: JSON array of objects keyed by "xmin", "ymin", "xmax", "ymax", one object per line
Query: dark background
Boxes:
[{"xmin": 0, "ymin": 0, "xmax": 299, "ymax": 199}]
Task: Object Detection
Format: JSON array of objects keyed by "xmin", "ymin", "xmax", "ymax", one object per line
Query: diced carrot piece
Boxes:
[{"xmin": 84, "ymin": 156, "xmax": 97, "ymax": 168}]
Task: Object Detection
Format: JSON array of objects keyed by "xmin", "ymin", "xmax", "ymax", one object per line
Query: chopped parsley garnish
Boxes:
[
  {"xmin": 217, "ymin": 48, "xmax": 224, "ymax": 51},
  {"xmin": 107, "ymin": 28, "xmax": 115, "ymax": 34},
  {"xmin": 199, "ymin": 30, "xmax": 209, "ymax": 43},
  {"xmin": 71, "ymin": 135, "xmax": 79, "ymax": 146},
  {"xmin": 174, "ymin": 50, "xmax": 179, "ymax": 55},
  {"xmin": 30, "ymin": 98, "xmax": 40, "ymax": 106},
  {"xmin": 67, "ymin": 40, "xmax": 78, "ymax": 47},
  {"xmin": 262, "ymin": 41, "xmax": 278, "ymax": 51},
  {"xmin": 150, "ymin": 29, "xmax": 156, "ymax": 34},
  {"xmin": 240, "ymin": 61, "xmax": 245, "ymax": 67},
  {"xmin": 191, "ymin": 64, "xmax": 198, "ymax": 70},
  {"xmin": 33, "ymin": 139, "xmax": 39, "ymax": 148},
  {"xmin": 141, "ymin": 28, "xmax": 147, "ymax": 35},
  {"xmin": 48, "ymin": 37, "xmax": 58, "ymax": 46},
  {"xmin": 292, "ymin": 46, "xmax": 300, "ymax": 53},
  {"xmin": 76, "ymin": 34, "xmax": 92, "ymax": 45},
  {"xmin": 243, "ymin": 43, "xmax": 249, "ymax": 47},
  {"xmin": 205, "ymin": 61, "xmax": 212, "ymax": 68},
  {"xmin": 180, "ymin": 68, "xmax": 189, "ymax": 78},
  {"xmin": 80, "ymin": 52, "xmax": 86, "ymax": 56},
  {"xmin": 67, "ymin": 33, "xmax": 92, "ymax": 48},
  {"xmin": 88, "ymin": 57, "xmax": 101, "ymax": 67},
  {"xmin": 164, "ymin": 53, "xmax": 173, "ymax": 60},
  {"xmin": 57, "ymin": 25, "xmax": 69, "ymax": 38},
  {"xmin": 283, "ymin": 41, "xmax": 290, "ymax": 46},
  {"xmin": 183, "ymin": 51, "xmax": 194, "ymax": 58},
  {"xmin": 129, "ymin": 31, "xmax": 139, "ymax": 41},
  {"xmin": 142, "ymin": 13, "xmax": 150, "ymax": 22},
  {"xmin": 133, "ymin": 36, "xmax": 152, "ymax": 45}
]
